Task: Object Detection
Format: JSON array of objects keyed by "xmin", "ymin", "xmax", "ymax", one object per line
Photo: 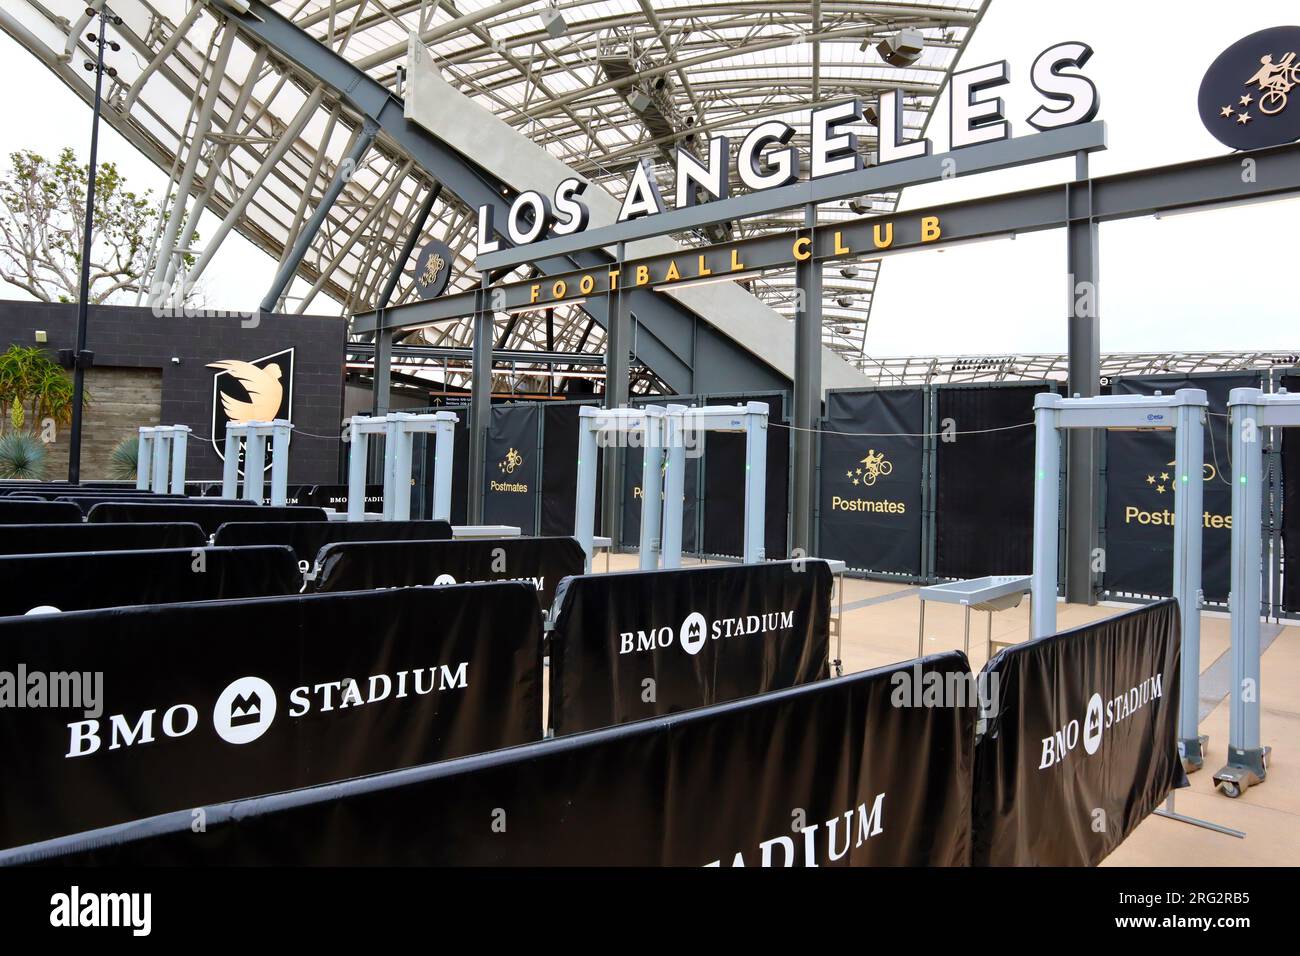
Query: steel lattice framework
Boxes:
[
  {"xmin": 855, "ymin": 351, "xmax": 1300, "ymax": 386},
  {"xmin": 2, "ymin": 0, "xmax": 986, "ymax": 391}
]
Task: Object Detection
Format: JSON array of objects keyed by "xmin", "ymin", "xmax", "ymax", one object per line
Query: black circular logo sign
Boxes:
[
  {"xmin": 411, "ymin": 239, "xmax": 454, "ymax": 299},
  {"xmin": 1199, "ymin": 26, "xmax": 1300, "ymax": 150}
]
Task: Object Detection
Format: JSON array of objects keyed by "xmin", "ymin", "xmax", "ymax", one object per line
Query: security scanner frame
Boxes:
[
  {"xmin": 136, "ymin": 425, "xmax": 190, "ymax": 494},
  {"xmin": 1032, "ymin": 388, "xmax": 1209, "ymax": 769},
  {"xmin": 346, "ymin": 411, "xmax": 458, "ymax": 522},
  {"xmin": 222, "ymin": 419, "xmax": 293, "ymax": 506},
  {"xmin": 1211, "ymin": 386, "xmax": 1291, "ymax": 798},
  {"xmin": 661, "ymin": 402, "xmax": 768, "ymax": 569},
  {"xmin": 574, "ymin": 405, "xmax": 665, "ymax": 571}
]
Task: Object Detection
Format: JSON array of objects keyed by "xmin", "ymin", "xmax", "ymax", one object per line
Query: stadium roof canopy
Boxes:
[{"xmin": 3, "ymin": 0, "xmax": 987, "ymax": 391}]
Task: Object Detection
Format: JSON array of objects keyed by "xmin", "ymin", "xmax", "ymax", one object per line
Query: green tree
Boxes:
[
  {"xmin": 0, "ymin": 344, "xmax": 83, "ymax": 436},
  {"xmin": 0, "ymin": 148, "xmax": 196, "ymax": 304}
]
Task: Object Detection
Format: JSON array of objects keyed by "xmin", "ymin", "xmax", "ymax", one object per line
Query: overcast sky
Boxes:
[{"xmin": 0, "ymin": 0, "xmax": 1294, "ymax": 358}]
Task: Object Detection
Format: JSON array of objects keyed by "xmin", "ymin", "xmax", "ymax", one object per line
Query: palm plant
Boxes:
[{"xmin": 0, "ymin": 344, "xmax": 85, "ymax": 436}]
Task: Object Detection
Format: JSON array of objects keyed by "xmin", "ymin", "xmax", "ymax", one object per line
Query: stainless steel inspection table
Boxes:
[{"xmin": 916, "ymin": 574, "xmax": 1032, "ymax": 660}]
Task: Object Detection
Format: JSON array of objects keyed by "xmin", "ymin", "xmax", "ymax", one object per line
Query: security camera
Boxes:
[{"xmin": 171, "ymin": 356, "xmax": 182, "ymax": 365}]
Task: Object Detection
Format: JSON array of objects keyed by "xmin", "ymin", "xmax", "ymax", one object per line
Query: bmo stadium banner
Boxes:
[
  {"xmin": 971, "ymin": 600, "xmax": 1186, "ymax": 867},
  {"xmin": 6, "ymin": 653, "xmax": 975, "ymax": 866},
  {"xmin": 817, "ymin": 387, "xmax": 923, "ymax": 575},
  {"xmin": 484, "ymin": 403, "xmax": 540, "ymax": 532},
  {"xmin": 1104, "ymin": 373, "xmax": 1258, "ymax": 603},
  {"xmin": 549, "ymin": 560, "xmax": 831, "ymax": 735},
  {"xmin": 0, "ymin": 583, "xmax": 543, "ymax": 851},
  {"xmin": 311, "ymin": 536, "xmax": 584, "ymax": 610}
]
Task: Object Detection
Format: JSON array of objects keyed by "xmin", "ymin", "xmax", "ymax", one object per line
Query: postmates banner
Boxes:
[
  {"xmin": 483, "ymin": 403, "xmax": 540, "ymax": 532},
  {"xmin": 818, "ymin": 388, "xmax": 924, "ymax": 575},
  {"xmin": 0, "ymin": 522, "xmax": 206, "ymax": 556},
  {"xmin": 0, "ymin": 546, "xmax": 301, "ymax": 617},
  {"xmin": 971, "ymin": 600, "xmax": 1187, "ymax": 867},
  {"xmin": 1104, "ymin": 373, "xmax": 1257, "ymax": 603},
  {"xmin": 549, "ymin": 559, "xmax": 831, "ymax": 735},
  {"xmin": 311, "ymin": 536, "xmax": 583, "ymax": 610},
  {"xmin": 0, "ymin": 582, "xmax": 543, "ymax": 851},
  {"xmin": 620, "ymin": 442, "xmax": 699, "ymax": 552},
  {"xmin": 87, "ymin": 502, "xmax": 329, "ymax": 535},
  {"xmin": 214, "ymin": 519, "xmax": 453, "ymax": 564},
  {"xmin": 6, "ymin": 652, "xmax": 974, "ymax": 866}
]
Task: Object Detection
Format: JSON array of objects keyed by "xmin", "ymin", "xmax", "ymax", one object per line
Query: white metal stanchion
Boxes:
[
  {"xmin": 660, "ymin": 402, "xmax": 769, "ymax": 568},
  {"xmin": 151, "ymin": 427, "xmax": 170, "ymax": 494},
  {"xmin": 168, "ymin": 426, "xmax": 190, "ymax": 494},
  {"xmin": 136, "ymin": 427, "xmax": 155, "ymax": 490},
  {"xmin": 1211, "ymin": 387, "xmax": 1291, "ymax": 798},
  {"xmin": 221, "ymin": 420, "xmax": 293, "ymax": 504},
  {"xmin": 1030, "ymin": 388, "xmax": 1208, "ymax": 768}
]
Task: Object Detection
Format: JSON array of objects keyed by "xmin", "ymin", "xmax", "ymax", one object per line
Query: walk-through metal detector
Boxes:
[
  {"xmin": 222, "ymin": 419, "xmax": 293, "ymax": 505},
  {"xmin": 1212, "ymin": 387, "xmax": 1290, "ymax": 797},
  {"xmin": 346, "ymin": 411, "xmax": 457, "ymax": 521},
  {"xmin": 1032, "ymin": 389, "xmax": 1209, "ymax": 768},
  {"xmin": 575, "ymin": 406, "xmax": 664, "ymax": 571},
  {"xmin": 661, "ymin": 402, "xmax": 768, "ymax": 568},
  {"xmin": 136, "ymin": 425, "xmax": 190, "ymax": 494}
]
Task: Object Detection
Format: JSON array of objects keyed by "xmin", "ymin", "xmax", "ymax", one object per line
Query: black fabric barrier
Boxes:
[
  {"xmin": 6, "ymin": 651, "xmax": 974, "ymax": 866},
  {"xmin": 549, "ymin": 559, "xmax": 831, "ymax": 735},
  {"xmin": 1105, "ymin": 373, "xmax": 1256, "ymax": 604},
  {"xmin": 312, "ymin": 536, "xmax": 583, "ymax": 610},
  {"xmin": 1284, "ymin": 374, "xmax": 1300, "ymax": 612},
  {"xmin": 0, "ymin": 546, "xmax": 300, "ymax": 617},
  {"xmin": 0, "ymin": 582, "xmax": 544, "ymax": 851},
  {"xmin": 0, "ymin": 499, "xmax": 83, "ymax": 524},
  {"xmin": 0, "ymin": 522, "xmax": 206, "ymax": 556},
  {"xmin": 55, "ymin": 494, "xmax": 187, "ymax": 515},
  {"xmin": 935, "ymin": 384, "xmax": 1050, "ymax": 579},
  {"xmin": 818, "ymin": 388, "xmax": 924, "ymax": 575},
  {"xmin": 971, "ymin": 600, "xmax": 1187, "ymax": 867},
  {"xmin": 539, "ymin": 402, "xmax": 601, "ymax": 537},
  {"xmin": 483, "ymin": 403, "xmax": 540, "ymax": 532},
  {"xmin": 304, "ymin": 484, "xmax": 383, "ymax": 513},
  {"xmin": 213, "ymin": 519, "xmax": 453, "ymax": 565},
  {"xmin": 87, "ymin": 501, "xmax": 329, "ymax": 535}
]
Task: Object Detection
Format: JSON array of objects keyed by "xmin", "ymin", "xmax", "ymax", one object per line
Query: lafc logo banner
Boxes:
[
  {"xmin": 1199, "ymin": 26, "xmax": 1300, "ymax": 149},
  {"xmin": 208, "ymin": 347, "xmax": 294, "ymax": 468}
]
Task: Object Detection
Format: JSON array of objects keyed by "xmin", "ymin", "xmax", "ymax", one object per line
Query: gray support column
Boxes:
[
  {"xmin": 602, "ymin": 245, "xmax": 631, "ymax": 548},
  {"xmin": 468, "ymin": 283, "xmax": 493, "ymax": 523},
  {"xmin": 574, "ymin": 411, "xmax": 598, "ymax": 571},
  {"xmin": 222, "ymin": 430, "xmax": 241, "ymax": 498},
  {"xmin": 347, "ymin": 420, "xmax": 368, "ymax": 521},
  {"xmin": 1172, "ymin": 397, "xmax": 1206, "ymax": 769},
  {"xmin": 1065, "ymin": 152, "xmax": 1101, "ymax": 604},
  {"xmin": 368, "ymin": 329, "xmax": 392, "ymax": 485},
  {"xmin": 259, "ymin": 116, "xmax": 379, "ymax": 314},
  {"xmin": 1215, "ymin": 388, "xmax": 1270, "ymax": 794},
  {"xmin": 792, "ymin": 204, "xmax": 822, "ymax": 557},
  {"xmin": 1031, "ymin": 400, "xmax": 1061, "ymax": 639},
  {"xmin": 169, "ymin": 427, "xmax": 189, "ymax": 495}
]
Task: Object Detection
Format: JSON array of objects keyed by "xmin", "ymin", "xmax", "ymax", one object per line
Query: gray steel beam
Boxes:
[
  {"xmin": 1066, "ymin": 152, "xmax": 1100, "ymax": 605},
  {"xmin": 468, "ymin": 282, "xmax": 493, "ymax": 522},
  {"xmin": 216, "ymin": 0, "xmax": 782, "ymax": 395},
  {"xmin": 260, "ymin": 116, "xmax": 379, "ymax": 314},
  {"xmin": 792, "ymin": 205, "xmax": 822, "ymax": 557},
  {"xmin": 476, "ymin": 122, "xmax": 1109, "ymax": 272},
  {"xmin": 347, "ymin": 343, "xmax": 620, "ymax": 367}
]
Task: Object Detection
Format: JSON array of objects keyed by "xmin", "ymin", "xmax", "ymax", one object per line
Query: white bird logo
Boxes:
[{"xmin": 207, "ymin": 359, "xmax": 284, "ymax": 423}]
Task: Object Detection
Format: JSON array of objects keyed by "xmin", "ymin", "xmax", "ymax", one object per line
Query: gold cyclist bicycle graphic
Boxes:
[
  {"xmin": 499, "ymin": 447, "xmax": 524, "ymax": 474},
  {"xmin": 846, "ymin": 449, "xmax": 893, "ymax": 487},
  {"xmin": 1248, "ymin": 52, "xmax": 1300, "ymax": 115}
]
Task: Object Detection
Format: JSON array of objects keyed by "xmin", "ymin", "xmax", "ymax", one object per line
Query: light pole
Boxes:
[{"xmin": 67, "ymin": 3, "xmax": 120, "ymax": 483}]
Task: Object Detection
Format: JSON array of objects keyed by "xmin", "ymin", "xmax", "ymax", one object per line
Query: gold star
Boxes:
[
  {"xmin": 1156, "ymin": 484, "xmax": 1166, "ymax": 494},
  {"xmin": 1240, "ymin": 94, "xmax": 1253, "ymax": 107},
  {"xmin": 1221, "ymin": 105, "xmax": 1234, "ymax": 118},
  {"xmin": 1238, "ymin": 111, "xmax": 1252, "ymax": 125},
  {"xmin": 1145, "ymin": 475, "xmax": 1155, "ymax": 485},
  {"xmin": 1160, "ymin": 471, "xmax": 1169, "ymax": 481},
  {"xmin": 845, "ymin": 470, "xmax": 853, "ymax": 479},
  {"xmin": 852, "ymin": 478, "xmax": 860, "ymax": 486}
]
